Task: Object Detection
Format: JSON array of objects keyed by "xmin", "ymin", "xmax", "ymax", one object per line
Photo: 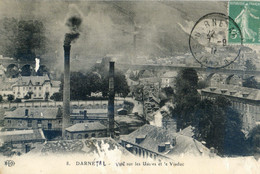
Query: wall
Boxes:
[{"xmin": 66, "ymin": 129, "xmax": 107, "ymax": 140}]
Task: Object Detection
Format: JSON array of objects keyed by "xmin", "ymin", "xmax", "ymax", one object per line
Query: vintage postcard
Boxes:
[{"xmin": 0, "ymin": 0, "xmax": 259, "ymax": 173}]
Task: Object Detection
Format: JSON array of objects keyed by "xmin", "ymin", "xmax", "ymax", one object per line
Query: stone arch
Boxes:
[
  {"xmin": 226, "ymin": 74, "xmax": 234, "ymax": 85},
  {"xmin": 36, "ymin": 65, "xmax": 49, "ymax": 76},
  {"xmin": 95, "ymin": 104, "xmax": 100, "ymax": 109},
  {"xmin": 226, "ymin": 74, "xmax": 242, "ymax": 86},
  {"xmin": 21, "ymin": 64, "xmax": 32, "ymax": 76},
  {"xmin": 205, "ymin": 73, "xmax": 215, "ymax": 82},
  {"xmin": 6, "ymin": 64, "xmax": 19, "ymax": 78}
]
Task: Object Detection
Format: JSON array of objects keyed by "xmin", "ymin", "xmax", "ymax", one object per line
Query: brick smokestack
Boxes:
[
  {"xmin": 62, "ymin": 44, "xmax": 71, "ymax": 138},
  {"xmin": 108, "ymin": 61, "xmax": 115, "ymax": 138}
]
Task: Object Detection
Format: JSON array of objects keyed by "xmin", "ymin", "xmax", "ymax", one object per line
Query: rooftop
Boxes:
[
  {"xmin": 161, "ymin": 71, "xmax": 178, "ymax": 78},
  {"xmin": 66, "ymin": 122, "xmax": 107, "ymax": 132},
  {"xmin": 13, "ymin": 74, "xmax": 51, "ymax": 86},
  {"xmin": 5, "ymin": 107, "xmax": 108, "ymax": 119},
  {"xmin": 120, "ymin": 124, "xmax": 210, "ymax": 157},
  {"xmin": 201, "ymin": 84, "xmax": 260, "ymax": 101},
  {"xmin": 4, "ymin": 107, "xmax": 59, "ymax": 119},
  {"xmin": 33, "ymin": 138, "xmax": 133, "ymax": 156},
  {"xmin": 0, "ymin": 129, "xmax": 45, "ymax": 143}
]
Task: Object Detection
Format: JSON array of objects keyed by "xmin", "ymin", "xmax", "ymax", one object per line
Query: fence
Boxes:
[{"xmin": 0, "ymin": 99, "xmax": 124, "ymax": 109}]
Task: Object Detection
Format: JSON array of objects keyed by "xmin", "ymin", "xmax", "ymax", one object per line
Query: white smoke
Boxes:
[
  {"xmin": 150, "ymin": 102, "xmax": 174, "ymax": 127},
  {"xmin": 35, "ymin": 58, "xmax": 40, "ymax": 73}
]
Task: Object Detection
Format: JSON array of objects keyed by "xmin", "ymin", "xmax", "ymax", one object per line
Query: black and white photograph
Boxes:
[{"xmin": 0, "ymin": 0, "xmax": 259, "ymax": 173}]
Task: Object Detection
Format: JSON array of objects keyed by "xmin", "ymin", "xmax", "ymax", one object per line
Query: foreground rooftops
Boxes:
[
  {"xmin": 33, "ymin": 138, "xmax": 133, "ymax": 156},
  {"xmin": 0, "ymin": 129, "xmax": 45, "ymax": 143},
  {"xmin": 201, "ymin": 85, "xmax": 260, "ymax": 101},
  {"xmin": 120, "ymin": 124, "xmax": 210, "ymax": 157}
]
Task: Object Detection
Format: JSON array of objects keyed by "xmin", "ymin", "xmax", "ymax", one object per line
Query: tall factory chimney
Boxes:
[
  {"xmin": 62, "ymin": 44, "xmax": 71, "ymax": 138},
  {"xmin": 108, "ymin": 61, "xmax": 115, "ymax": 138},
  {"xmin": 62, "ymin": 5, "xmax": 82, "ymax": 138}
]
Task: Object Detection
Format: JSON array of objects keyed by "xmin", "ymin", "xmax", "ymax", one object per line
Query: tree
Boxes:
[
  {"xmin": 24, "ymin": 92, "xmax": 33, "ymax": 99},
  {"xmin": 101, "ymin": 71, "xmax": 130, "ymax": 98},
  {"xmin": 194, "ymin": 96, "xmax": 246, "ymax": 155},
  {"xmin": 243, "ymin": 76, "xmax": 259, "ymax": 89},
  {"xmin": 37, "ymin": 65, "xmax": 49, "ymax": 76},
  {"xmin": 245, "ymin": 60, "xmax": 256, "ymax": 71},
  {"xmin": 162, "ymin": 86, "xmax": 174, "ymax": 96},
  {"xmin": 7, "ymin": 95, "xmax": 14, "ymax": 102},
  {"xmin": 247, "ymin": 125, "xmax": 260, "ymax": 155},
  {"xmin": 0, "ymin": 18, "xmax": 46, "ymax": 61},
  {"xmin": 50, "ymin": 92, "xmax": 62, "ymax": 101},
  {"xmin": 172, "ymin": 68, "xmax": 200, "ymax": 129},
  {"xmin": 5, "ymin": 64, "xmax": 19, "ymax": 78},
  {"xmin": 21, "ymin": 65, "xmax": 32, "ymax": 76},
  {"xmin": 45, "ymin": 92, "xmax": 49, "ymax": 101}
]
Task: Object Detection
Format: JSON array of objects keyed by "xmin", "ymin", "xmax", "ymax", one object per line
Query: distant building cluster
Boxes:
[
  {"xmin": 201, "ymin": 85, "xmax": 260, "ymax": 130},
  {"xmin": 0, "ymin": 74, "xmax": 60, "ymax": 101}
]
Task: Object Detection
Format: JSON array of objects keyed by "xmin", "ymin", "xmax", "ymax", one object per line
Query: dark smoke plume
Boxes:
[{"xmin": 64, "ymin": 14, "xmax": 82, "ymax": 45}]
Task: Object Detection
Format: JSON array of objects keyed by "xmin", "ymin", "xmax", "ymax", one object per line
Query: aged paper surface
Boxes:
[{"xmin": 0, "ymin": 0, "xmax": 260, "ymax": 173}]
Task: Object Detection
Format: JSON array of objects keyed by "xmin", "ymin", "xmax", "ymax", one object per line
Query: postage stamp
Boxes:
[{"xmin": 229, "ymin": 1, "xmax": 260, "ymax": 44}]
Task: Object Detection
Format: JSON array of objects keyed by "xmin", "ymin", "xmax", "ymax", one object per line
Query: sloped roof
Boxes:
[
  {"xmin": 202, "ymin": 84, "xmax": 260, "ymax": 101},
  {"xmin": 0, "ymin": 129, "xmax": 45, "ymax": 143},
  {"xmin": 161, "ymin": 71, "xmax": 178, "ymax": 78},
  {"xmin": 51, "ymin": 80, "xmax": 61, "ymax": 87},
  {"xmin": 4, "ymin": 107, "xmax": 58, "ymax": 119},
  {"xmin": 33, "ymin": 138, "xmax": 134, "ymax": 156},
  {"xmin": 121, "ymin": 124, "xmax": 210, "ymax": 157},
  {"xmin": 13, "ymin": 75, "xmax": 50, "ymax": 86},
  {"xmin": 66, "ymin": 122, "xmax": 107, "ymax": 132}
]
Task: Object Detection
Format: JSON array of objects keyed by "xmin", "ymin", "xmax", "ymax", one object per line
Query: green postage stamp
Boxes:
[{"xmin": 229, "ymin": 0, "xmax": 260, "ymax": 44}]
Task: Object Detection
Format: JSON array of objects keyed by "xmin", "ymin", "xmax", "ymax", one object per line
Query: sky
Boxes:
[{"xmin": 2, "ymin": 0, "xmax": 256, "ymax": 71}]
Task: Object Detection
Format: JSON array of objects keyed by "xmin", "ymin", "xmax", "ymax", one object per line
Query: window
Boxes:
[
  {"xmin": 29, "ymin": 87, "xmax": 32, "ymax": 90},
  {"xmin": 34, "ymin": 94, "xmax": 36, "ymax": 97},
  {"xmin": 34, "ymin": 87, "xmax": 36, "ymax": 90},
  {"xmin": 28, "ymin": 120, "xmax": 32, "ymax": 127},
  {"xmin": 39, "ymin": 94, "xmax": 41, "ymax": 97},
  {"xmin": 37, "ymin": 120, "xmax": 42, "ymax": 124},
  {"xmin": 7, "ymin": 120, "xmax": 11, "ymax": 124},
  {"xmin": 39, "ymin": 87, "xmax": 41, "ymax": 90},
  {"xmin": 91, "ymin": 133, "xmax": 96, "ymax": 137}
]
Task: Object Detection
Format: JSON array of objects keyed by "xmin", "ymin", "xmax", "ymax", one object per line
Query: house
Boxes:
[
  {"xmin": 65, "ymin": 122, "xmax": 107, "ymax": 140},
  {"xmin": 4, "ymin": 107, "xmax": 62, "ymax": 131},
  {"xmin": 0, "ymin": 78, "xmax": 17, "ymax": 100},
  {"xmin": 160, "ymin": 71, "xmax": 177, "ymax": 88},
  {"xmin": 11, "ymin": 74, "xmax": 60, "ymax": 100},
  {"xmin": 120, "ymin": 124, "xmax": 210, "ymax": 160},
  {"xmin": 201, "ymin": 85, "xmax": 260, "ymax": 130},
  {"xmin": 4, "ymin": 107, "xmax": 109, "ymax": 132}
]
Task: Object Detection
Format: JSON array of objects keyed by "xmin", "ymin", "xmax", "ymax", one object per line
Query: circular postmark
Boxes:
[{"xmin": 189, "ymin": 13, "xmax": 243, "ymax": 69}]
